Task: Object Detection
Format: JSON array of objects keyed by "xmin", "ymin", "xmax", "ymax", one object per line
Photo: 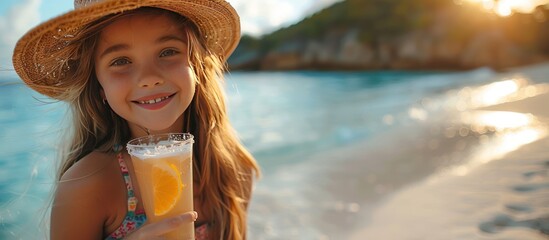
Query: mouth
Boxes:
[
  {"xmin": 131, "ymin": 93, "xmax": 177, "ymax": 110},
  {"xmin": 132, "ymin": 93, "xmax": 176, "ymax": 105}
]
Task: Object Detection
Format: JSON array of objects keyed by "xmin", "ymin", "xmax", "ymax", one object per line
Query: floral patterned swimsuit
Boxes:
[{"xmin": 105, "ymin": 153, "xmax": 209, "ymax": 240}]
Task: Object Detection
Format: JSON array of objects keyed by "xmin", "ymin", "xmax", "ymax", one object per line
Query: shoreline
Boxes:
[
  {"xmin": 349, "ymin": 64, "xmax": 549, "ymax": 239},
  {"xmin": 230, "ymin": 59, "xmax": 549, "ymax": 73},
  {"xmin": 247, "ymin": 61, "xmax": 549, "ymax": 239}
]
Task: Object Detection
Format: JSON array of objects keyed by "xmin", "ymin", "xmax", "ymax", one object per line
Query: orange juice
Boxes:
[{"xmin": 127, "ymin": 133, "xmax": 194, "ymax": 240}]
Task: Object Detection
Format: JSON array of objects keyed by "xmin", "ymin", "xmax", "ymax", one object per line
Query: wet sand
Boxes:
[
  {"xmin": 350, "ymin": 65, "xmax": 549, "ymax": 239},
  {"xmin": 351, "ymin": 125, "xmax": 549, "ymax": 239}
]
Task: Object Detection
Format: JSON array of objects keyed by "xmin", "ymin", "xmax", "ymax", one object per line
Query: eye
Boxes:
[
  {"xmin": 160, "ymin": 49, "xmax": 180, "ymax": 58},
  {"xmin": 110, "ymin": 58, "xmax": 131, "ymax": 67}
]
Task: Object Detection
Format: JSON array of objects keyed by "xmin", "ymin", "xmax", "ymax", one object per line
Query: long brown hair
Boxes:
[{"xmin": 51, "ymin": 8, "xmax": 259, "ymax": 239}]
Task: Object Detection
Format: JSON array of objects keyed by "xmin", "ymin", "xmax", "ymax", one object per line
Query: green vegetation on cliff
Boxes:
[
  {"xmin": 266, "ymin": 0, "xmax": 447, "ymax": 45},
  {"xmin": 230, "ymin": 0, "xmax": 549, "ymax": 70}
]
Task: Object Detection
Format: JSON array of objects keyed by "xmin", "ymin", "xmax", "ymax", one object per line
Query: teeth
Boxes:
[{"xmin": 138, "ymin": 95, "xmax": 170, "ymax": 104}]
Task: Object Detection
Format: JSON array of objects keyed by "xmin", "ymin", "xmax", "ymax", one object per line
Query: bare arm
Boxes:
[{"xmin": 50, "ymin": 165, "xmax": 108, "ymax": 239}]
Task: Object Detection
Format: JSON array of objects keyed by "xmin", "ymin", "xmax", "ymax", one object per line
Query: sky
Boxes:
[{"xmin": 0, "ymin": 0, "xmax": 341, "ymax": 73}]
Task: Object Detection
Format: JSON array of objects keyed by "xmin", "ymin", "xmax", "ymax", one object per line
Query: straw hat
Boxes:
[{"xmin": 12, "ymin": 0, "xmax": 240, "ymax": 99}]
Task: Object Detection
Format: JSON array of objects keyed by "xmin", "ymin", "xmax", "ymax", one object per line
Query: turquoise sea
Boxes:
[{"xmin": 0, "ymin": 68, "xmax": 543, "ymax": 239}]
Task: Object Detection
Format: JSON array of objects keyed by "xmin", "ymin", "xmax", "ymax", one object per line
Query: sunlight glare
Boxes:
[
  {"xmin": 431, "ymin": 110, "xmax": 546, "ymax": 179},
  {"xmin": 472, "ymin": 79, "xmax": 522, "ymax": 107},
  {"xmin": 482, "ymin": 0, "xmax": 495, "ymax": 10},
  {"xmin": 408, "ymin": 107, "xmax": 428, "ymax": 121},
  {"xmin": 496, "ymin": 3, "xmax": 513, "ymax": 16},
  {"xmin": 461, "ymin": 111, "xmax": 534, "ymax": 130},
  {"xmin": 450, "ymin": 127, "xmax": 545, "ymax": 176},
  {"xmin": 461, "ymin": 0, "xmax": 542, "ymax": 16}
]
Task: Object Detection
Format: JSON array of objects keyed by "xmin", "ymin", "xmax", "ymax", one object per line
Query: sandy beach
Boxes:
[{"xmin": 349, "ymin": 64, "xmax": 549, "ymax": 240}]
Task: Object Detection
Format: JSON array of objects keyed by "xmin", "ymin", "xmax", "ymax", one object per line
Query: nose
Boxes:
[
  {"xmin": 137, "ymin": 64, "xmax": 164, "ymax": 88},
  {"xmin": 138, "ymin": 78, "xmax": 163, "ymax": 87}
]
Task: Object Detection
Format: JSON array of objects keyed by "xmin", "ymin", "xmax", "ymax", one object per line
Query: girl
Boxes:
[{"xmin": 12, "ymin": 0, "xmax": 260, "ymax": 239}]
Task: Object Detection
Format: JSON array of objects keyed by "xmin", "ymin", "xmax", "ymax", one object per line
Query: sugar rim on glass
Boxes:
[{"xmin": 126, "ymin": 133, "xmax": 194, "ymax": 159}]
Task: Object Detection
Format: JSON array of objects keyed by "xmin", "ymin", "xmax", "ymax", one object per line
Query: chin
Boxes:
[
  {"xmin": 146, "ymin": 122, "xmax": 180, "ymax": 132},
  {"xmin": 134, "ymin": 116, "xmax": 179, "ymax": 132}
]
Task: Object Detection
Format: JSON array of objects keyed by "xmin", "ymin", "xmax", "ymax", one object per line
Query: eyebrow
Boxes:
[
  {"xmin": 98, "ymin": 34, "xmax": 186, "ymax": 59},
  {"xmin": 99, "ymin": 44, "xmax": 130, "ymax": 59},
  {"xmin": 156, "ymin": 34, "xmax": 187, "ymax": 44}
]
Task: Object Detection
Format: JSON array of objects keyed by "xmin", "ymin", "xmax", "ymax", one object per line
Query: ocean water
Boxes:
[{"xmin": 0, "ymin": 68, "xmax": 539, "ymax": 239}]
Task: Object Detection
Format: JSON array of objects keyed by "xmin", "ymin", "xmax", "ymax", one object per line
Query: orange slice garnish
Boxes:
[{"xmin": 152, "ymin": 163, "xmax": 182, "ymax": 216}]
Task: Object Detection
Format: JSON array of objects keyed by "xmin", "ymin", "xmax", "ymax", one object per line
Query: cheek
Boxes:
[
  {"xmin": 187, "ymin": 70, "xmax": 196, "ymax": 89},
  {"xmin": 96, "ymin": 69, "xmax": 129, "ymax": 97},
  {"xmin": 185, "ymin": 70, "xmax": 197, "ymax": 97},
  {"xmin": 95, "ymin": 69, "xmax": 109, "ymax": 96},
  {"xmin": 186, "ymin": 66, "xmax": 197, "ymax": 86},
  {"xmin": 97, "ymin": 77, "xmax": 126, "ymax": 105},
  {"xmin": 177, "ymin": 69, "xmax": 196, "ymax": 109}
]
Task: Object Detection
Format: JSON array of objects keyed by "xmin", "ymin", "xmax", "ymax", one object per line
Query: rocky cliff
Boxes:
[{"xmin": 228, "ymin": 1, "xmax": 549, "ymax": 71}]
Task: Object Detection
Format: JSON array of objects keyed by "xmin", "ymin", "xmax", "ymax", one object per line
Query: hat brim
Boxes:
[{"xmin": 12, "ymin": 0, "xmax": 240, "ymax": 99}]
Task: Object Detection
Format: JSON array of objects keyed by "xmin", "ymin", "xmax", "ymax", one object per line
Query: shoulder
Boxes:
[
  {"xmin": 61, "ymin": 151, "xmax": 115, "ymax": 180},
  {"xmin": 51, "ymin": 151, "xmax": 120, "ymax": 239},
  {"xmin": 58, "ymin": 151, "xmax": 117, "ymax": 195},
  {"xmin": 56, "ymin": 151, "xmax": 122, "ymax": 209}
]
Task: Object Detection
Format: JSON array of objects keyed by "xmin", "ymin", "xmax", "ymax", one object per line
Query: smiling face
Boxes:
[{"xmin": 94, "ymin": 11, "xmax": 195, "ymax": 138}]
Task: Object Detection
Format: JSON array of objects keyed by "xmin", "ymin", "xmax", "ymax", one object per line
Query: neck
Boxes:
[{"xmin": 128, "ymin": 114, "xmax": 185, "ymax": 138}]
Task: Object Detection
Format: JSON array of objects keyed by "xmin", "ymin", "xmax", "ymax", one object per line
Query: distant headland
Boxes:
[{"xmin": 229, "ymin": 0, "xmax": 549, "ymax": 71}]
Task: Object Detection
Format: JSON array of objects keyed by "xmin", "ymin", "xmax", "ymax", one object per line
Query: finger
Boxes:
[{"xmin": 141, "ymin": 211, "xmax": 198, "ymax": 237}]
